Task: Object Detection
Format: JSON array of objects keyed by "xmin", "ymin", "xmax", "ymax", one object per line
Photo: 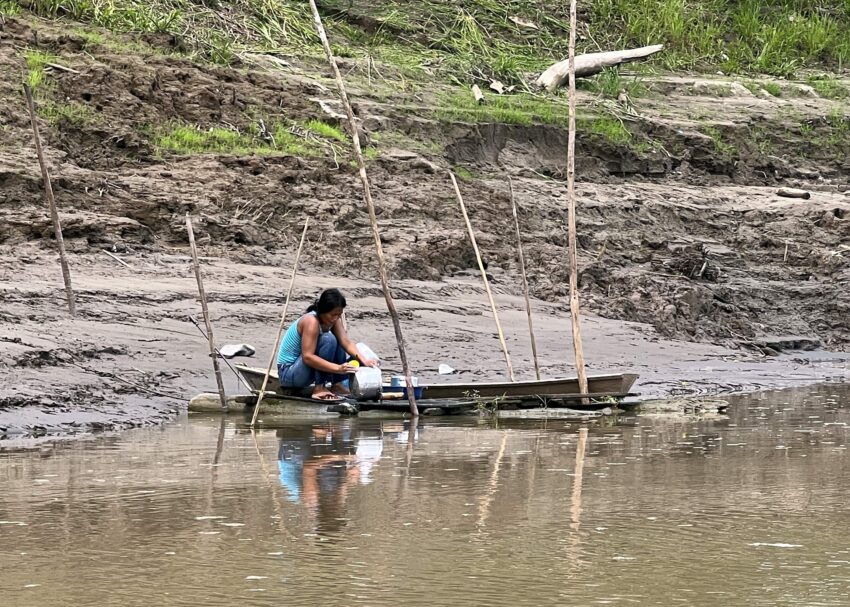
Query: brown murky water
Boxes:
[{"xmin": 2, "ymin": 385, "xmax": 850, "ymax": 606}]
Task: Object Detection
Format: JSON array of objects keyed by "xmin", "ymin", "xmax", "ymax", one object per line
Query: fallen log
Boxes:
[
  {"xmin": 536, "ymin": 44, "xmax": 664, "ymax": 92},
  {"xmin": 777, "ymin": 187, "xmax": 811, "ymax": 200}
]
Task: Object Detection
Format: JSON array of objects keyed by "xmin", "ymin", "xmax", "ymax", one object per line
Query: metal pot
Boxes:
[{"xmin": 350, "ymin": 367, "xmax": 382, "ymax": 401}]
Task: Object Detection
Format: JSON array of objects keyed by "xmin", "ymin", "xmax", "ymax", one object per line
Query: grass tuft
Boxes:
[
  {"xmin": 24, "ymin": 49, "xmax": 60, "ymax": 90},
  {"xmin": 153, "ymin": 121, "xmax": 323, "ymax": 157},
  {"xmin": 304, "ymin": 119, "xmax": 347, "ymax": 142},
  {"xmin": 808, "ymin": 76, "xmax": 850, "ymax": 100},
  {"xmin": 436, "ymin": 90, "xmax": 568, "ymax": 126},
  {"xmin": 581, "ymin": 116, "xmax": 632, "ymax": 145}
]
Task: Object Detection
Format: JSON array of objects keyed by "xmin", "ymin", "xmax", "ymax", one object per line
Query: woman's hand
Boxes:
[
  {"xmin": 338, "ymin": 362, "xmax": 359, "ymax": 374},
  {"xmin": 360, "ymin": 357, "xmax": 379, "ymax": 368}
]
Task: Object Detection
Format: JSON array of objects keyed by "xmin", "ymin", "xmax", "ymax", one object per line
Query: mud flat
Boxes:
[{"xmin": 2, "ymin": 249, "xmax": 848, "ymax": 445}]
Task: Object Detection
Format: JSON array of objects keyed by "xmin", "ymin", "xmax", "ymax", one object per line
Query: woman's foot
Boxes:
[
  {"xmin": 311, "ymin": 388, "xmax": 341, "ymax": 401},
  {"xmin": 332, "ymin": 382, "xmax": 351, "ymax": 397}
]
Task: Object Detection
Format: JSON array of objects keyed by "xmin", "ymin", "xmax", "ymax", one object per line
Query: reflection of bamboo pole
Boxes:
[
  {"xmin": 570, "ymin": 427, "xmax": 589, "ymax": 530},
  {"xmin": 251, "ymin": 219, "xmax": 309, "ymax": 428},
  {"xmin": 24, "ymin": 83, "xmax": 75, "ymax": 316},
  {"xmin": 308, "ymin": 0, "xmax": 418, "ymax": 417},
  {"xmin": 508, "ymin": 177, "xmax": 540, "ymax": 380},
  {"xmin": 251, "ymin": 429, "xmax": 296, "ymax": 540},
  {"xmin": 186, "ymin": 214, "xmax": 227, "ymax": 411},
  {"xmin": 566, "ymin": 0, "xmax": 589, "ymax": 394},
  {"xmin": 477, "ymin": 431, "xmax": 508, "ymax": 527},
  {"xmin": 450, "ymin": 172, "xmax": 515, "ymax": 382},
  {"xmin": 213, "ymin": 417, "xmax": 226, "ymax": 467}
]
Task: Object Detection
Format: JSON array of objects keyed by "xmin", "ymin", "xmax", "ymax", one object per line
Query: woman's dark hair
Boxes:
[{"xmin": 307, "ymin": 288, "xmax": 347, "ymax": 314}]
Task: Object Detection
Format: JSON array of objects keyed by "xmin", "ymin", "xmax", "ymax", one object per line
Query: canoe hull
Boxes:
[{"xmin": 233, "ymin": 365, "xmax": 638, "ymax": 401}]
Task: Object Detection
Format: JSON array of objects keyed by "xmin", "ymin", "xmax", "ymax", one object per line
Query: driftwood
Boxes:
[
  {"xmin": 777, "ymin": 187, "xmax": 811, "ymax": 200},
  {"xmin": 536, "ymin": 44, "xmax": 664, "ymax": 92}
]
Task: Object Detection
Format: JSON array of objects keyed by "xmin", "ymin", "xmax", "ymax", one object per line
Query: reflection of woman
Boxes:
[
  {"xmin": 277, "ymin": 425, "xmax": 360, "ymax": 534},
  {"xmin": 276, "ymin": 289, "xmax": 378, "ymax": 400}
]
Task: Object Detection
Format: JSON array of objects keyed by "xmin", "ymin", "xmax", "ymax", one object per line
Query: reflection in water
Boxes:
[
  {"xmin": 276, "ymin": 423, "xmax": 385, "ymax": 533},
  {"xmin": 1, "ymin": 385, "xmax": 850, "ymax": 606}
]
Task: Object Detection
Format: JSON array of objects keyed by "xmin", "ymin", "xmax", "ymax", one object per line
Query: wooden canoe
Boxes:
[{"xmin": 234, "ymin": 364, "xmax": 638, "ymax": 401}]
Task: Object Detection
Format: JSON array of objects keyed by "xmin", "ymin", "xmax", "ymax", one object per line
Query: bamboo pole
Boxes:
[
  {"xmin": 450, "ymin": 172, "xmax": 515, "ymax": 382},
  {"xmin": 23, "ymin": 83, "xmax": 75, "ymax": 317},
  {"xmin": 308, "ymin": 0, "xmax": 418, "ymax": 417},
  {"xmin": 186, "ymin": 214, "xmax": 228, "ymax": 412},
  {"xmin": 250, "ymin": 219, "xmax": 310, "ymax": 428},
  {"xmin": 566, "ymin": 0, "xmax": 589, "ymax": 394},
  {"xmin": 508, "ymin": 177, "xmax": 541, "ymax": 380}
]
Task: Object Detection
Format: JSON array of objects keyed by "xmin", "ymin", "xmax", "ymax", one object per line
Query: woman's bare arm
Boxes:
[{"xmin": 300, "ymin": 315, "xmax": 349, "ymax": 373}]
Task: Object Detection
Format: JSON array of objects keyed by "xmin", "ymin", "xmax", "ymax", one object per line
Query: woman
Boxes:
[{"xmin": 277, "ymin": 288, "xmax": 379, "ymax": 400}]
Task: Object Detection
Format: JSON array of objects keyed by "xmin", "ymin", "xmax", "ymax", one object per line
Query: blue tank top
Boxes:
[{"xmin": 277, "ymin": 312, "xmax": 326, "ymax": 366}]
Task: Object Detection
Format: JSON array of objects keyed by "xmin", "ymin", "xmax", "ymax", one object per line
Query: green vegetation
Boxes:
[
  {"xmin": 762, "ymin": 82, "xmax": 782, "ymax": 97},
  {"xmin": 436, "ymin": 91, "xmax": 568, "ymax": 126},
  {"xmin": 304, "ymin": 119, "xmax": 347, "ymax": 142},
  {"xmin": 40, "ymin": 100, "xmax": 98, "ymax": 126},
  {"xmin": 13, "ymin": 0, "xmax": 850, "ymax": 79},
  {"xmin": 153, "ymin": 122, "xmax": 323, "ymax": 156},
  {"xmin": 453, "ymin": 166, "xmax": 475, "ymax": 181},
  {"xmin": 0, "ymin": 0, "xmax": 20, "ymax": 15},
  {"xmin": 580, "ymin": 116, "xmax": 632, "ymax": 145},
  {"xmin": 580, "ymin": 68, "xmax": 647, "ymax": 99},
  {"xmin": 700, "ymin": 125, "xmax": 737, "ymax": 157},
  {"xmin": 808, "ymin": 76, "xmax": 850, "ymax": 100},
  {"xmin": 24, "ymin": 49, "xmax": 59, "ymax": 90}
]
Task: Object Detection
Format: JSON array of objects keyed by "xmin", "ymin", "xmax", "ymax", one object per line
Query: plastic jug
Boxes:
[{"xmin": 356, "ymin": 342, "xmax": 380, "ymax": 366}]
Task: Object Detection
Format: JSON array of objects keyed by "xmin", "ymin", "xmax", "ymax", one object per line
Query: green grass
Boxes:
[
  {"xmin": 24, "ymin": 49, "xmax": 60, "ymax": 89},
  {"xmin": 453, "ymin": 166, "xmax": 475, "ymax": 181},
  {"xmin": 808, "ymin": 76, "xmax": 850, "ymax": 100},
  {"xmin": 580, "ymin": 116, "xmax": 632, "ymax": 145},
  {"xmin": 436, "ymin": 90, "xmax": 568, "ymax": 126},
  {"xmin": 760, "ymin": 81, "xmax": 783, "ymax": 97},
  {"xmin": 0, "ymin": 0, "xmax": 20, "ymax": 15},
  {"xmin": 40, "ymin": 100, "xmax": 99, "ymax": 126},
  {"xmin": 154, "ymin": 122, "xmax": 323, "ymax": 156},
  {"xmin": 304, "ymin": 119, "xmax": 347, "ymax": 142},
  {"xmin": 13, "ymin": 0, "xmax": 850, "ymax": 78},
  {"xmin": 580, "ymin": 67, "xmax": 647, "ymax": 99},
  {"xmin": 700, "ymin": 125, "xmax": 737, "ymax": 157}
]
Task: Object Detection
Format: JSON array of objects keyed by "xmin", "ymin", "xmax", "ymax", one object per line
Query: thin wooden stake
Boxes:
[
  {"xmin": 102, "ymin": 249, "xmax": 133, "ymax": 270},
  {"xmin": 24, "ymin": 83, "xmax": 75, "ymax": 317},
  {"xmin": 450, "ymin": 172, "xmax": 515, "ymax": 382},
  {"xmin": 308, "ymin": 0, "xmax": 419, "ymax": 416},
  {"xmin": 250, "ymin": 219, "xmax": 310, "ymax": 428},
  {"xmin": 186, "ymin": 214, "xmax": 227, "ymax": 412},
  {"xmin": 508, "ymin": 177, "xmax": 541, "ymax": 380},
  {"xmin": 566, "ymin": 0, "xmax": 589, "ymax": 394}
]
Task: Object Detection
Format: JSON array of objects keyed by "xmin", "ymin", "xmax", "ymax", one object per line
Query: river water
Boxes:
[{"xmin": 2, "ymin": 384, "xmax": 849, "ymax": 606}]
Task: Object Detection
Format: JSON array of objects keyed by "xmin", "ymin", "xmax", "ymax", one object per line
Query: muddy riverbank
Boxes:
[
  {"xmin": 2, "ymin": 248, "xmax": 849, "ymax": 445},
  {"xmin": 2, "ymin": 13, "xmax": 849, "ymax": 445}
]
